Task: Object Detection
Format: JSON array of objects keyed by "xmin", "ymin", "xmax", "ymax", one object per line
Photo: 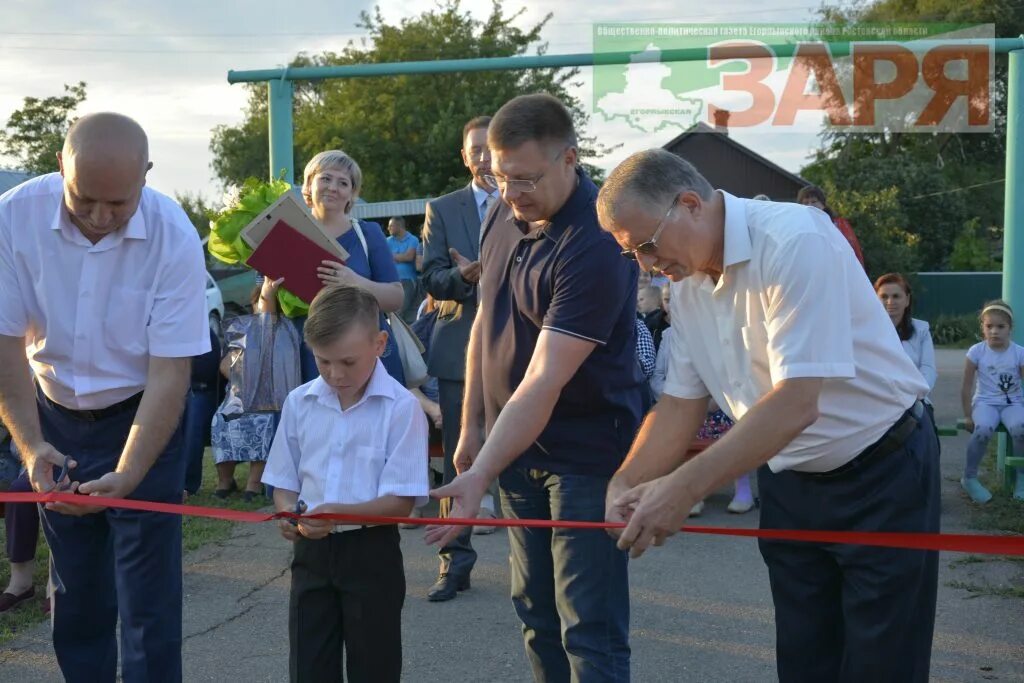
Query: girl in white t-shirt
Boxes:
[{"xmin": 960, "ymin": 300, "xmax": 1024, "ymax": 503}]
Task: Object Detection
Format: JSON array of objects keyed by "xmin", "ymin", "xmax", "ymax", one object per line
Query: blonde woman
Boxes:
[{"xmin": 260, "ymin": 150, "xmax": 405, "ymax": 383}]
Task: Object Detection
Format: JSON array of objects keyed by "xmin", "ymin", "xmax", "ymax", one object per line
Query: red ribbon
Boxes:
[{"xmin": 3, "ymin": 491, "xmax": 1022, "ymax": 556}]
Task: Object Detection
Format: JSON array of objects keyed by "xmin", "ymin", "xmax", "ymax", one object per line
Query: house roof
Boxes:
[
  {"xmin": 352, "ymin": 197, "xmax": 429, "ymax": 221},
  {"xmin": 662, "ymin": 123, "xmax": 809, "ymax": 188},
  {"xmin": 0, "ymin": 169, "xmax": 32, "ymax": 195}
]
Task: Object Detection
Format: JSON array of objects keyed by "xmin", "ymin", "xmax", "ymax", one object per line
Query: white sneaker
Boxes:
[
  {"xmin": 472, "ymin": 508, "xmax": 498, "ymax": 535},
  {"xmin": 688, "ymin": 500, "xmax": 705, "ymax": 517},
  {"xmin": 727, "ymin": 497, "xmax": 755, "ymax": 514},
  {"xmin": 1014, "ymin": 473, "xmax": 1024, "ymax": 501}
]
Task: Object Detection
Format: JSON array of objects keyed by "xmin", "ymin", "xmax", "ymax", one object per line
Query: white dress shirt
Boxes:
[
  {"xmin": 471, "ymin": 181, "xmax": 497, "ymax": 223},
  {"xmin": 664, "ymin": 191, "xmax": 928, "ymax": 473},
  {"xmin": 262, "ymin": 360, "xmax": 430, "ymax": 510},
  {"xmin": 902, "ymin": 318, "xmax": 937, "ymax": 398},
  {"xmin": 0, "ymin": 173, "xmax": 210, "ymax": 410},
  {"xmin": 651, "ymin": 327, "xmax": 673, "ymax": 398}
]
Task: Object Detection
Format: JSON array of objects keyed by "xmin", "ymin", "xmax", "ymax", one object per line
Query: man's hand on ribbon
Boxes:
[
  {"xmin": 613, "ymin": 471, "xmax": 697, "ymax": 559},
  {"xmin": 50, "ymin": 471, "xmax": 141, "ymax": 517},
  {"xmin": 25, "ymin": 441, "xmax": 74, "ymax": 495},
  {"xmin": 604, "ymin": 475, "xmax": 636, "ymax": 541},
  {"xmin": 424, "ymin": 469, "xmax": 489, "ymax": 547}
]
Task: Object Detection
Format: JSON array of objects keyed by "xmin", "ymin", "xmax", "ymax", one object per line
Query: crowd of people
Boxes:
[{"xmin": 0, "ymin": 97, "xmax": 1016, "ymax": 683}]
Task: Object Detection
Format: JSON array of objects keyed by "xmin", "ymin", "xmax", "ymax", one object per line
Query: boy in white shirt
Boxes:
[{"xmin": 262, "ymin": 285, "xmax": 429, "ymax": 683}]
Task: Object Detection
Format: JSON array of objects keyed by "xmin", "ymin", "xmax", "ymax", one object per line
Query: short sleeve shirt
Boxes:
[
  {"xmin": 477, "ymin": 169, "xmax": 645, "ymax": 476},
  {"xmin": 261, "ymin": 360, "xmax": 430, "ymax": 509},
  {"xmin": 663, "ymin": 191, "xmax": 928, "ymax": 473},
  {"xmin": 967, "ymin": 341, "xmax": 1024, "ymax": 405},
  {"xmin": 386, "ymin": 232, "xmax": 420, "ymax": 281},
  {"xmin": 0, "ymin": 173, "xmax": 210, "ymax": 410}
]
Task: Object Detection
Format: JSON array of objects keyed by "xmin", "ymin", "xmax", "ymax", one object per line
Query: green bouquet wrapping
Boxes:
[{"xmin": 207, "ymin": 178, "xmax": 314, "ymax": 318}]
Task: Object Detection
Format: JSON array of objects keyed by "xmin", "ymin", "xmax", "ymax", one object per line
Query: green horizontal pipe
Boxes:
[{"xmin": 229, "ymin": 37, "xmax": 1024, "ymax": 84}]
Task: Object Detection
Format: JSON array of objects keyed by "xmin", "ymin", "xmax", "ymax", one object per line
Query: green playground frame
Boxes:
[{"xmin": 229, "ymin": 37, "xmax": 1024, "ymax": 493}]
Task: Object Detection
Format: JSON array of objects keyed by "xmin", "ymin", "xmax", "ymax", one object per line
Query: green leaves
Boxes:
[
  {"xmin": 206, "ymin": 177, "xmax": 316, "ymax": 318},
  {"xmin": 209, "ymin": 1, "xmax": 598, "ymax": 202},
  {"xmin": 0, "ymin": 82, "xmax": 86, "ymax": 175},
  {"xmin": 207, "ymin": 177, "xmax": 291, "ymax": 266}
]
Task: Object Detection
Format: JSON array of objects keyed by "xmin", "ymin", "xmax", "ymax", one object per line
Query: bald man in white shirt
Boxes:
[
  {"xmin": 0, "ymin": 113, "xmax": 209, "ymax": 683},
  {"xmin": 596, "ymin": 150, "xmax": 939, "ymax": 683}
]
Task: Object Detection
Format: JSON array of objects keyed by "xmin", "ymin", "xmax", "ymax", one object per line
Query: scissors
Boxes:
[
  {"xmin": 288, "ymin": 499, "xmax": 307, "ymax": 527},
  {"xmin": 47, "ymin": 455, "xmax": 72, "ymax": 493}
]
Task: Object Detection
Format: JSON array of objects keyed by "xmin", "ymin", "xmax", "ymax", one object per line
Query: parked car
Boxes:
[
  {"xmin": 209, "ymin": 267, "xmax": 256, "ymax": 316},
  {"xmin": 206, "ymin": 271, "xmax": 225, "ymax": 343}
]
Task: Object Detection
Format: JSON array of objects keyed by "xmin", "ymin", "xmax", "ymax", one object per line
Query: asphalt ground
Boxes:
[{"xmin": 1, "ymin": 349, "xmax": 1022, "ymax": 682}]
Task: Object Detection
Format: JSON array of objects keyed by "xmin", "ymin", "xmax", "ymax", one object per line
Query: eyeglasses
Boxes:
[
  {"xmin": 483, "ymin": 174, "xmax": 542, "ymax": 194},
  {"xmin": 620, "ymin": 192, "xmax": 680, "ymax": 260},
  {"xmin": 483, "ymin": 146, "xmax": 570, "ymax": 194}
]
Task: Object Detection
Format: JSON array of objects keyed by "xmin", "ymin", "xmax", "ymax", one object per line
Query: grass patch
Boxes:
[
  {"xmin": 966, "ymin": 449, "xmax": 1024, "ymax": 535},
  {"xmin": 948, "ymin": 579, "xmax": 1024, "ymax": 600},
  {"xmin": 948, "ymin": 555, "xmax": 1024, "ymax": 569},
  {"xmin": 0, "ymin": 450, "xmax": 268, "ymax": 644},
  {"xmin": 935, "ymin": 340, "xmax": 978, "ymax": 350},
  {"xmin": 182, "ymin": 455, "xmax": 270, "ymax": 552}
]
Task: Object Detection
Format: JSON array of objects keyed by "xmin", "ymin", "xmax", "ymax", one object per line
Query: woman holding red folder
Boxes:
[{"xmin": 259, "ymin": 150, "xmax": 406, "ymax": 384}]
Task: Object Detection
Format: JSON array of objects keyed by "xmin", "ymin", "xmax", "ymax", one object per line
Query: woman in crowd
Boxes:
[
  {"xmin": 211, "ymin": 284, "xmax": 300, "ymax": 500},
  {"xmin": 797, "ymin": 185, "xmax": 865, "ymax": 268},
  {"xmin": 0, "ymin": 434, "xmax": 42, "ymax": 614},
  {"xmin": 259, "ymin": 149, "xmax": 406, "ymax": 384},
  {"xmin": 874, "ymin": 273, "xmax": 937, "ymax": 402}
]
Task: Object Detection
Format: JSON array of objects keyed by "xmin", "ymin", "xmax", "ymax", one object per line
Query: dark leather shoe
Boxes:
[
  {"xmin": 0, "ymin": 587, "xmax": 34, "ymax": 613},
  {"xmin": 427, "ymin": 574, "xmax": 470, "ymax": 602}
]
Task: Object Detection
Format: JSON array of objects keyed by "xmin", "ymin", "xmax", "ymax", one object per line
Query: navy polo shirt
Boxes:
[{"xmin": 478, "ymin": 169, "xmax": 644, "ymax": 476}]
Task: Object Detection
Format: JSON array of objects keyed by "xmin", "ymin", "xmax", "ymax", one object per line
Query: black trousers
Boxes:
[
  {"xmin": 289, "ymin": 526, "xmax": 405, "ymax": 683},
  {"xmin": 436, "ymin": 379, "xmax": 476, "ymax": 578},
  {"xmin": 757, "ymin": 407, "xmax": 941, "ymax": 683}
]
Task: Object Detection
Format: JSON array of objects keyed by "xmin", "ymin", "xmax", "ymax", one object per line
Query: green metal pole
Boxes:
[
  {"xmin": 1001, "ymin": 49, "xmax": 1024, "ymax": 493},
  {"xmin": 229, "ymin": 38, "xmax": 1024, "ymax": 84},
  {"xmin": 1004, "ymin": 50, "xmax": 1024, "ymax": 337},
  {"xmin": 267, "ymin": 78, "xmax": 294, "ymax": 184}
]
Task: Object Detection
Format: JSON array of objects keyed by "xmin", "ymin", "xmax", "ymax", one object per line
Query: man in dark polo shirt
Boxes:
[{"xmin": 427, "ymin": 93, "xmax": 644, "ymax": 682}]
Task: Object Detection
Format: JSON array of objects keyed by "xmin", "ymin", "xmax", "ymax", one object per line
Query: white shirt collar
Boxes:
[
  {"xmin": 302, "ymin": 358, "xmax": 397, "ymax": 411},
  {"xmin": 470, "ymin": 180, "xmax": 496, "ymax": 209},
  {"xmin": 692, "ymin": 190, "xmax": 751, "ymax": 294},
  {"xmin": 50, "ymin": 198, "xmax": 148, "ymax": 251},
  {"xmin": 720, "ymin": 190, "xmax": 752, "ymax": 270}
]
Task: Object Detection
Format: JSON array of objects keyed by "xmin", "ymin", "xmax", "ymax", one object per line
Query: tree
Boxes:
[
  {"xmin": 174, "ymin": 191, "xmax": 215, "ymax": 240},
  {"xmin": 802, "ymin": 148, "xmax": 967, "ymax": 271},
  {"xmin": 819, "ymin": 181, "xmax": 922, "ymax": 279},
  {"xmin": 805, "ymin": 0, "xmax": 1023, "ymax": 270},
  {"xmin": 210, "ymin": 1, "xmax": 605, "ymax": 200},
  {"xmin": 0, "ymin": 82, "xmax": 86, "ymax": 174},
  {"xmin": 948, "ymin": 218, "xmax": 1000, "ymax": 271}
]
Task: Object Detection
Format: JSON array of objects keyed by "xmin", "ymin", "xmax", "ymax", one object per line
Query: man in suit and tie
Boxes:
[{"xmin": 421, "ymin": 115, "xmax": 498, "ymax": 602}]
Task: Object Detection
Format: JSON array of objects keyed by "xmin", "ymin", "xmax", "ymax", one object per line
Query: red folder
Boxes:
[{"xmin": 245, "ymin": 219, "xmax": 340, "ymax": 304}]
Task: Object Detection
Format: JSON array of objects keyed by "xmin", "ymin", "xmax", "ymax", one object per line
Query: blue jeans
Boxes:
[
  {"xmin": 499, "ymin": 466, "xmax": 630, "ymax": 683},
  {"xmin": 37, "ymin": 387, "xmax": 185, "ymax": 683},
  {"xmin": 182, "ymin": 388, "xmax": 217, "ymax": 495}
]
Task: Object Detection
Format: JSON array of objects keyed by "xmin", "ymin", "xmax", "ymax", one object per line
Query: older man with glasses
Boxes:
[
  {"xmin": 596, "ymin": 149, "xmax": 939, "ymax": 683},
  {"xmin": 427, "ymin": 93, "xmax": 645, "ymax": 682}
]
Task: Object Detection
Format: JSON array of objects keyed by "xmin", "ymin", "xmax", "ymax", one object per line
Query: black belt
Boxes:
[
  {"xmin": 799, "ymin": 400, "xmax": 925, "ymax": 480},
  {"xmin": 45, "ymin": 392, "xmax": 144, "ymax": 422}
]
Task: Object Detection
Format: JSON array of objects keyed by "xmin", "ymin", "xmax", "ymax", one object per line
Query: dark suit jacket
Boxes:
[{"xmin": 421, "ymin": 184, "xmax": 484, "ymax": 381}]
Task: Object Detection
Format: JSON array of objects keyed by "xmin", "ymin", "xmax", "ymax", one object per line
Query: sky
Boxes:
[{"xmin": 0, "ymin": 0, "xmax": 830, "ymax": 203}]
